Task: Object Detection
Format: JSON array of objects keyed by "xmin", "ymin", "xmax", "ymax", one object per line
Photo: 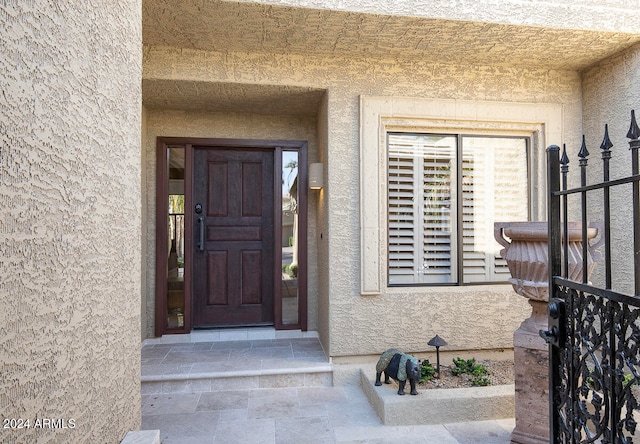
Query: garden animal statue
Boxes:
[{"xmin": 375, "ymin": 348, "xmax": 420, "ymax": 395}]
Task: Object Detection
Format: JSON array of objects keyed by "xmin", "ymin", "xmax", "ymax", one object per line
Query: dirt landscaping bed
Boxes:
[{"xmin": 420, "ymin": 359, "xmax": 515, "ymax": 389}]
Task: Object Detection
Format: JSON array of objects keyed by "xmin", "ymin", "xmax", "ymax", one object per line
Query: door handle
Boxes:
[
  {"xmin": 197, "ymin": 216, "xmax": 204, "ymax": 252},
  {"xmin": 539, "ymin": 299, "xmax": 565, "ymax": 348},
  {"xmin": 539, "ymin": 327, "xmax": 559, "ymax": 344}
]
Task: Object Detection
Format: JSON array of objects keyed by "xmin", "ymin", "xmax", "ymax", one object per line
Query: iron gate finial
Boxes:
[{"xmin": 627, "ymin": 109, "xmax": 639, "ymax": 140}]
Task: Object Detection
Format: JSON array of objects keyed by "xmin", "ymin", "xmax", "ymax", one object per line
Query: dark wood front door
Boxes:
[{"xmin": 192, "ymin": 147, "xmax": 275, "ymax": 327}]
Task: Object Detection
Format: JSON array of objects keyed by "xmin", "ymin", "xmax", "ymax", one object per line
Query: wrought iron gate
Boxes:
[{"xmin": 546, "ymin": 111, "xmax": 640, "ymax": 443}]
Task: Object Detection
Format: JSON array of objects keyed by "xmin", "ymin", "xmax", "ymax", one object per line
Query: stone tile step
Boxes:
[
  {"xmin": 142, "ymin": 328, "xmax": 319, "ymax": 345},
  {"xmin": 142, "ymin": 329, "xmax": 332, "ymax": 395},
  {"xmin": 142, "ymin": 364, "xmax": 334, "ymax": 395}
]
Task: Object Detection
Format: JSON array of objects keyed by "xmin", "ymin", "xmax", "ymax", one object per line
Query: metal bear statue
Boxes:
[{"xmin": 375, "ymin": 348, "xmax": 420, "ymax": 395}]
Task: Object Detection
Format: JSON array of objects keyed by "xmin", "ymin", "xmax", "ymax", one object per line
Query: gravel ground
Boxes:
[{"xmin": 419, "ymin": 360, "xmax": 515, "ymax": 389}]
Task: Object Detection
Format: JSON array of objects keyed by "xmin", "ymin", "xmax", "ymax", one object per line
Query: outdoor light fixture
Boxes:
[
  {"xmin": 309, "ymin": 163, "xmax": 323, "ymax": 190},
  {"xmin": 428, "ymin": 335, "xmax": 448, "ymax": 377}
]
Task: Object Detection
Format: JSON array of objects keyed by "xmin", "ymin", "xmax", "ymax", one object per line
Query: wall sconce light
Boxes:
[{"xmin": 309, "ymin": 163, "xmax": 323, "ymax": 190}]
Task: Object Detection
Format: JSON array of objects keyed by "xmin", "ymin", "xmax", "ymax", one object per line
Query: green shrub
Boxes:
[
  {"xmin": 452, "ymin": 357, "xmax": 491, "ymax": 385},
  {"xmin": 470, "ymin": 376, "xmax": 491, "ymax": 386},
  {"xmin": 282, "ymin": 263, "xmax": 298, "ymax": 278},
  {"xmin": 419, "ymin": 359, "xmax": 436, "ymax": 383},
  {"xmin": 451, "ymin": 358, "xmax": 476, "ymax": 376},
  {"xmin": 472, "ymin": 365, "xmax": 489, "ymax": 377}
]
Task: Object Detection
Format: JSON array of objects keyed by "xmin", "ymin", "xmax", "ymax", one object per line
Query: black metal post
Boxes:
[
  {"xmin": 600, "ymin": 125, "xmax": 613, "ymax": 289},
  {"xmin": 547, "ymin": 145, "xmax": 562, "ymax": 443},
  {"xmin": 600, "ymin": 124, "xmax": 618, "ymax": 443},
  {"xmin": 628, "ymin": 110, "xmax": 640, "ymax": 296},
  {"xmin": 561, "ymin": 144, "xmax": 569, "ymax": 278},
  {"xmin": 559, "ymin": 147, "xmax": 572, "ymax": 441},
  {"xmin": 577, "ymin": 139, "xmax": 592, "ymax": 442},
  {"xmin": 578, "ymin": 136, "xmax": 589, "ymax": 284}
]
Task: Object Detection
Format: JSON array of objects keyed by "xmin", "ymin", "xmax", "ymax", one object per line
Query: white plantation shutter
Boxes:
[
  {"xmin": 388, "ymin": 134, "xmax": 456, "ymax": 284},
  {"xmin": 490, "ymin": 138, "xmax": 529, "ymax": 280},
  {"xmin": 388, "ymin": 133, "xmax": 528, "ymax": 286},
  {"xmin": 462, "ymin": 137, "xmax": 529, "ymax": 283},
  {"xmin": 462, "ymin": 150, "xmax": 487, "ymax": 282},
  {"xmin": 388, "ymin": 148, "xmax": 417, "ymax": 283},
  {"xmin": 421, "ymin": 142, "xmax": 456, "ymax": 283}
]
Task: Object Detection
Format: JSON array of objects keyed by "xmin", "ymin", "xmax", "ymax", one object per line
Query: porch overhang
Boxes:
[{"xmin": 143, "ymin": 0, "xmax": 640, "ymax": 72}]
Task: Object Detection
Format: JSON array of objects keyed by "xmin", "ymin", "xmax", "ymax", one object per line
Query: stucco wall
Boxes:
[
  {"xmin": 144, "ymin": 45, "xmax": 585, "ymax": 357},
  {"xmin": 141, "ymin": 106, "xmax": 149, "ymax": 341},
  {"xmin": 315, "ymin": 93, "xmax": 331, "ymax": 352},
  {"xmin": 1, "ymin": 2, "xmax": 142, "ymax": 444},
  {"xmin": 582, "ymin": 42, "xmax": 640, "ymax": 295},
  {"xmin": 142, "ymin": 109, "xmax": 321, "ymax": 338}
]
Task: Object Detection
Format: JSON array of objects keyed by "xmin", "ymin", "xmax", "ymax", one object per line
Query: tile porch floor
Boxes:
[{"xmin": 141, "ymin": 328, "xmax": 515, "ymax": 444}]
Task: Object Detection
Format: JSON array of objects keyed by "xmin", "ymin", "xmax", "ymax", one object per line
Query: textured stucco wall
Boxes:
[
  {"xmin": 141, "ymin": 106, "xmax": 149, "ymax": 341},
  {"xmin": 321, "ymin": 60, "xmax": 581, "ymax": 356},
  {"xmin": 315, "ymin": 93, "xmax": 330, "ymax": 353},
  {"xmin": 142, "ymin": 109, "xmax": 321, "ymax": 338},
  {"xmin": 144, "ymin": 45, "xmax": 585, "ymax": 357},
  {"xmin": 582, "ymin": 42, "xmax": 640, "ymax": 295},
  {"xmin": 1, "ymin": 2, "xmax": 142, "ymax": 443}
]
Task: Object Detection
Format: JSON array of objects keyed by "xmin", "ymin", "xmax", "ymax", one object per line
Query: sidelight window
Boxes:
[{"xmin": 281, "ymin": 150, "xmax": 299, "ymax": 325}]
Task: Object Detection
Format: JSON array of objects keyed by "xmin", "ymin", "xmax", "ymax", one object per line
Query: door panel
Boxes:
[
  {"xmin": 207, "ymin": 162, "xmax": 228, "ymax": 216},
  {"xmin": 241, "ymin": 250, "xmax": 262, "ymax": 304},
  {"xmin": 206, "ymin": 251, "xmax": 228, "ymax": 306},
  {"xmin": 242, "ymin": 162, "xmax": 263, "ymax": 216},
  {"xmin": 193, "ymin": 147, "xmax": 274, "ymax": 327},
  {"xmin": 208, "ymin": 227, "xmax": 261, "ymax": 241}
]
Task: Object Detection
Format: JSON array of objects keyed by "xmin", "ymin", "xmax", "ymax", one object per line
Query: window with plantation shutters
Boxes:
[{"xmin": 388, "ymin": 133, "xmax": 529, "ymax": 286}]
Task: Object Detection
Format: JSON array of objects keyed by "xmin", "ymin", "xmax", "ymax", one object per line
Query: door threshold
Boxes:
[
  {"xmin": 193, "ymin": 322, "xmax": 274, "ymax": 330},
  {"xmin": 143, "ymin": 327, "xmax": 318, "ymax": 345}
]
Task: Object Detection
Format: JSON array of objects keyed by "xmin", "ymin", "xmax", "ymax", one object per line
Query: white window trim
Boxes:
[{"xmin": 359, "ymin": 96, "xmax": 563, "ymax": 295}]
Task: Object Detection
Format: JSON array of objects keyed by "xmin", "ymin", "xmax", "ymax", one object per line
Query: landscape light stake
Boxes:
[{"xmin": 427, "ymin": 335, "xmax": 448, "ymax": 377}]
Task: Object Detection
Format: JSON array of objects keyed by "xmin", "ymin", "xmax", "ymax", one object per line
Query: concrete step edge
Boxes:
[{"xmin": 141, "ymin": 364, "xmax": 333, "ymax": 383}]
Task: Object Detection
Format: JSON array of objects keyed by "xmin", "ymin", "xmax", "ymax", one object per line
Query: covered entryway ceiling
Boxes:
[
  {"xmin": 142, "ymin": 80, "xmax": 324, "ymax": 117},
  {"xmin": 143, "ymin": 0, "xmax": 640, "ymax": 71}
]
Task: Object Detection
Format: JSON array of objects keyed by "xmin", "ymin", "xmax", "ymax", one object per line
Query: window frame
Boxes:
[
  {"xmin": 386, "ymin": 132, "xmax": 532, "ymax": 287},
  {"xmin": 358, "ymin": 96, "xmax": 562, "ymax": 296}
]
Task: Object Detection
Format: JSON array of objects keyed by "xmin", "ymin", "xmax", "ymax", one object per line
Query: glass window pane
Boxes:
[
  {"xmin": 167, "ymin": 147, "xmax": 185, "ymax": 329},
  {"xmin": 462, "ymin": 137, "xmax": 528, "ymax": 283},
  {"xmin": 281, "ymin": 151, "xmax": 298, "ymax": 324},
  {"xmin": 422, "ymin": 136, "xmax": 457, "ymax": 283},
  {"xmin": 388, "ymin": 133, "xmax": 457, "ymax": 284}
]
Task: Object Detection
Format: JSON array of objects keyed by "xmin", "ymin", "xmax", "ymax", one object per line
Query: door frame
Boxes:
[{"xmin": 155, "ymin": 137, "xmax": 308, "ymax": 336}]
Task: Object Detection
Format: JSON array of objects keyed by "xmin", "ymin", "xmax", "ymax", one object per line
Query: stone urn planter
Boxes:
[
  {"xmin": 494, "ymin": 221, "xmax": 600, "ymax": 302},
  {"xmin": 494, "ymin": 221, "xmax": 601, "ymax": 444}
]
